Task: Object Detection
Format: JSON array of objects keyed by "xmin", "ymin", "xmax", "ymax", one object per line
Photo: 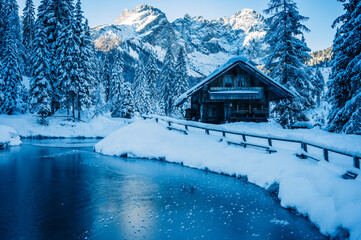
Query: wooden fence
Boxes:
[{"xmin": 144, "ymin": 116, "xmax": 360, "ymax": 172}]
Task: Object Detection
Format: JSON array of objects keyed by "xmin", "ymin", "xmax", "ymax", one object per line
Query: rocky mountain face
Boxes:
[
  {"xmin": 308, "ymin": 47, "xmax": 332, "ymax": 67},
  {"xmin": 91, "ymin": 4, "xmax": 268, "ymax": 77}
]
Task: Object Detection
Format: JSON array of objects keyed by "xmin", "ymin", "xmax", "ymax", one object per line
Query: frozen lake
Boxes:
[{"xmin": 0, "ymin": 139, "xmax": 326, "ymax": 239}]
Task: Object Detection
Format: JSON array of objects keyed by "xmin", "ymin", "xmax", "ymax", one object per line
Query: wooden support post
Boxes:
[
  {"xmin": 242, "ymin": 135, "xmax": 246, "ymax": 142},
  {"xmin": 222, "ymin": 132, "xmax": 226, "ymax": 137},
  {"xmin": 168, "ymin": 121, "xmax": 171, "ymax": 127},
  {"xmin": 268, "ymin": 138, "xmax": 272, "ymax": 147},
  {"xmin": 205, "ymin": 129, "xmax": 210, "ymax": 135},
  {"xmin": 185, "ymin": 125, "xmax": 188, "ymax": 131},
  {"xmin": 354, "ymin": 156, "xmax": 360, "ymax": 169},
  {"xmin": 304, "ymin": 143, "xmax": 308, "ymax": 152},
  {"xmin": 323, "ymin": 149, "xmax": 329, "ymax": 162},
  {"xmin": 155, "ymin": 118, "xmax": 158, "ymax": 123},
  {"xmin": 301, "ymin": 142, "xmax": 308, "ymax": 152}
]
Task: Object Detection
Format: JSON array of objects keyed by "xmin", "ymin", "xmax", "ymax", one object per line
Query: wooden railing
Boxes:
[{"xmin": 144, "ymin": 116, "xmax": 361, "ymax": 171}]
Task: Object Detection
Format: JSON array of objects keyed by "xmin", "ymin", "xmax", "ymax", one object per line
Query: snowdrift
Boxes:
[
  {"xmin": 0, "ymin": 125, "xmax": 21, "ymax": 146},
  {"xmin": 95, "ymin": 119, "xmax": 361, "ymax": 240}
]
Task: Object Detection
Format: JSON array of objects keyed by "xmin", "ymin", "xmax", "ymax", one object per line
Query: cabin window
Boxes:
[
  {"xmin": 236, "ymin": 75, "xmax": 246, "ymax": 87},
  {"xmin": 224, "ymin": 76, "xmax": 232, "ymax": 87},
  {"xmin": 240, "ymin": 76, "xmax": 246, "ymax": 86}
]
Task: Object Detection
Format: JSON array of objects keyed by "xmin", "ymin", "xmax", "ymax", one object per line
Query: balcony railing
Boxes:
[{"xmin": 208, "ymin": 87, "xmax": 263, "ymax": 100}]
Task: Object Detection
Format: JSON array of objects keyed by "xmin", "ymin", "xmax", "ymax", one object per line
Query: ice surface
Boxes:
[{"xmin": 95, "ymin": 119, "xmax": 361, "ymax": 240}]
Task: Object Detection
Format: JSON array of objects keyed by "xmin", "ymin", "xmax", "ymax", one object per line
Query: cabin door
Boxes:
[{"xmin": 207, "ymin": 103, "xmax": 224, "ymax": 123}]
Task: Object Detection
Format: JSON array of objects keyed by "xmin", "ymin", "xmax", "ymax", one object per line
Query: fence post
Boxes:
[
  {"xmin": 268, "ymin": 138, "xmax": 272, "ymax": 147},
  {"xmin": 323, "ymin": 149, "xmax": 329, "ymax": 162},
  {"xmin": 155, "ymin": 118, "xmax": 158, "ymax": 123},
  {"xmin": 205, "ymin": 129, "xmax": 210, "ymax": 135},
  {"xmin": 301, "ymin": 142, "xmax": 308, "ymax": 152},
  {"xmin": 222, "ymin": 132, "xmax": 226, "ymax": 137},
  {"xmin": 242, "ymin": 135, "xmax": 246, "ymax": 142},
  {"xmin": 185, "ymin": 125, "xmax": 188, "ymax": 131},
  {"xmin": 354, "ymin": 156, "xmax": 360, "ymax": 169},
  {"xmin": 168, "ymin": 121, "xmax": 171, "ymax": 127}
]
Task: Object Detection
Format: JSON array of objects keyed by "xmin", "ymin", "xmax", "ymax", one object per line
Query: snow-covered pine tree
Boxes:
[
  {"xmin": 160, "ymin": 46, "xmax": 176, "ymax": 116},
  {"xmin": 93, "ymin": 81, "xmax": 106, "ymax": 118},
  {"xmin": 0, "ymin": 0, "xmax": 4, "ymax": 101},
  {"xmin": 120, "ymin": 82, "xmax": 134, "ymax": 118},
  {"xmin": 55, "ymin": 0, "xmax": 82, "ymax": 120},
  {"xmin": 110, "ymin": 51, "xmax": 125, "ymax": 117},
  {"xmin": 102, "ymin": 54, "xmax": 112, "ymax": 104},
  {"xmin": 80, "ymin": 19, "xmax": 97, "ymax": 106},
  {"xmin": 0, "ymin": 0, "xmax": 6, "ymax": 63},
  {"xmin": 144, "ymin": 52, "xmax": 159, "ymax": 114},
  {"xmin": 29, "ymin": 11, "xmax": 52, "ymax": 121},
  {"xmin": 264, "ymin": 0, "xmax": 313, "ymax": 127},
  {"xmin": 311, "ymin": 68, "xmax": 325, "ymax": 106},
  {"xmin": 22, "ymin": 0, "xmax": 36, "ymax": 77},
  {"xmin": 326, "ymin": 0, "xmax": 361, "ymax": 134},
  {"xmin": 44, "ymin": 0, "xmax": 74, "ymax": 113},
  {"xmin": 133, "ymin": 63, "xmax": 151, "ymax": 115},
  {"xmin": 0, "ymin": 0, "xmax": 24, "ymax": 114},
  {"xmin": 173, "ymin": 47, "xmax": 189, "ymax": 117},
  {"xmin": 73, "ymin": 0, "xmax": 93, "ymax": 119}
]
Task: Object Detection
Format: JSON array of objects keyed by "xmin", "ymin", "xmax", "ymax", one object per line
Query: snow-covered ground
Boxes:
[
  {"xmin": 95, "ymin": 118, "xmax": 361, "ymax": 240},
  {"xmin": 0, "ymin": 125, "xmax": 21, "ymax": 146},
  {"xmin": 0, "ymin": 113, "xmax": 131, "ymax": 138}
]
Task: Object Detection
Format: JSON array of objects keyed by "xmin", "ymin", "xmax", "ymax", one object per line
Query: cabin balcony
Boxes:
[{"xmin": 208, "ymin": 87, "xmax": 263, "ymax": 100}]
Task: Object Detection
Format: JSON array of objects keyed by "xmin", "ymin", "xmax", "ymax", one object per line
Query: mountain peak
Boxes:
[
  {"xmin": 114, "ymin": 4, "xmax": 166, "ymax": 31},
  {"xmin": 228, "ymin": 8, "xmax": 267, "ymax": 33}
]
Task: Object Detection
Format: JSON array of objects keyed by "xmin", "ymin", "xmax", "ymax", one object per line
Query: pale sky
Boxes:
[{"xmin": 18, "ymin": 0, "xmax": 345, "ymax": 52}]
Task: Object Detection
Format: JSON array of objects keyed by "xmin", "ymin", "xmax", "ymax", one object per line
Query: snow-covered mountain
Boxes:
[{"xmin": 91, "ymin": 4, "xmax": 268, "ymax": 77}]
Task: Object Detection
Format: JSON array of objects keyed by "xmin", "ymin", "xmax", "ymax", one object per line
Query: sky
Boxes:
[{"xmin": 18, "ymin": 0, "xmax": 345, "ymax": 52}]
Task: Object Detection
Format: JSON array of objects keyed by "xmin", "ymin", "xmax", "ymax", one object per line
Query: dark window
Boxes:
[
  {"xmin": 240, "ymin": 76, "xmax": 246, "ymax": 87},
  {"xmin": 224, "ymin": 76, "xmax": 232, "ymax": 87}
]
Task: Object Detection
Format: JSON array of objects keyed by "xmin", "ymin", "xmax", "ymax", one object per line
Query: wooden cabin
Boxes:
[{"xmin": 175, "ymin": 56, "xmax": 294, "ymax": 123}]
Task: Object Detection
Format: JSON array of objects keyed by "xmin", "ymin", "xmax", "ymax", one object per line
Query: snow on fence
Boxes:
[{"xmin": 144, "ymin": 116, "xmax": 361, "ymax": 176}]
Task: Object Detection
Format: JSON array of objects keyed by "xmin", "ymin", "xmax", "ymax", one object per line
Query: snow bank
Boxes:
[
  {"xmin": 0, "ymin": 114, "xmax": 130, "ymax": 138},
  {"xmin": 95, "ymin": 119, "xmax": 361, "ymax": 240},
  {"xmin": 0, "ymin": 125, "xmax": 21, "ymax": 146}
]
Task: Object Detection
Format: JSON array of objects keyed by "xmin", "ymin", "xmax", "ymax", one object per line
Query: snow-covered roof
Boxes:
[{"xmin": 175, "ymin": 56, "xmax": 295, "ymax": 107}]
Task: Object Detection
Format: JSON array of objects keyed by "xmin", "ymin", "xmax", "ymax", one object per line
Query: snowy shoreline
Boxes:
[
  {"xmin": 0, "ymin": 114, "xmax": 131, "ymax": 139},
  {"xmin": 95, "ymin": 119, "xmax": 361, "ymax": 240},
  {"xmin": 0, "ymin": 125, "xmax": 22, "ymax": 147}
]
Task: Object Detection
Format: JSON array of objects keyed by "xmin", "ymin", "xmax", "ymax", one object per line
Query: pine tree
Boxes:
[
  {"xmin": 22, "ymin": 0, "xmax": 36, "ymax": 76},
  {"xmin": 0, "ymin": 0, "xmax": 6, "ymax": 63},
  {"xmin": 173, "ymin": 47, "xmax": 189, "ymax": 117},
  {"xmin": 80, "ymin": 19, "xmax": 96, "ymax": 106},
  {"xmin": 0, "ymin": 0, "xmax": 5, "ymax": 102},
  {"xmin": 144, "ymin": 52, "xmax": 159, "ymax": 114},
  {"xmin": 110, "ymin": 51, "xmax": 125, "ymax": 117},
  {"xmin": 102, "ymin": 54, "xmax": 112, "ymax": 103},
  {"xmin": 327, "ymin": 0, "xmax": 361, "ymax": 134},
  {"xmin": 29, "ymin": 12, "xmax": 52, "ymax": 120},
  {"xmin": 73, "ymin": 0, "xmax": 93, "ymax": 119},
  {"xmin": 311, "ymin": 68, "xmax": 325, "ymax": 106},
  {"xmin": 160, "ymin": 46, "xmax": 176, "ymax": 116},
  {"xmin": 0, "ymin": 0, "xmax": 23, "ymax": 114},
  {"xmin": 93, "ymin": 81, "xmax": 106, "ymax": 118},
  {"xmin": 120, "ymin": 82, "xmax": 134, "ymax": 118},
  {"xmin": 133, "ymin": 63, "xmax": 151, "ymax": 115},
  {"xmin": 44, "ymin": 0, "xmax": 74, "ymax": 113},
  {"xmin": 264, "ymin": 0, "xmax": 313, "ymax": 127}
]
